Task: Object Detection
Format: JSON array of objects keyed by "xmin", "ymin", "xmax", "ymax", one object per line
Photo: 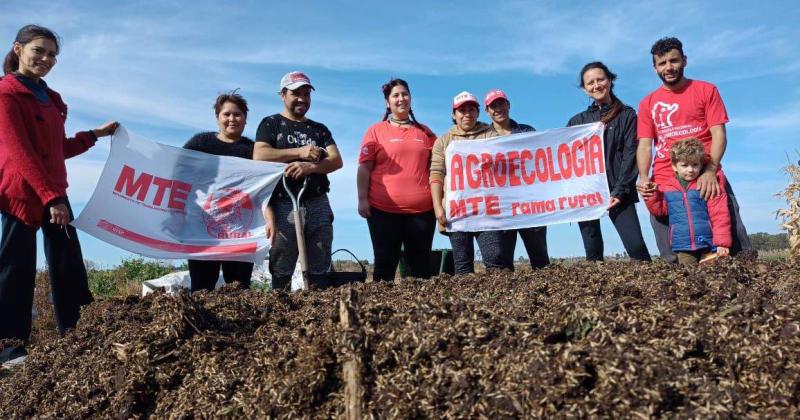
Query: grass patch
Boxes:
[{"xmin": 87, "ymin": 258, "xmax": 184, "ymax": 298}]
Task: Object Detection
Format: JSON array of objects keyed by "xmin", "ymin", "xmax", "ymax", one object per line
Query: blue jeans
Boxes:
[
  {"xmin": 268, "ymin": 194, "xmax": 333, "ymax": 290},
  {"xmin": 449, "ymin": 230, "xmax": 513, "ymax": 275}
]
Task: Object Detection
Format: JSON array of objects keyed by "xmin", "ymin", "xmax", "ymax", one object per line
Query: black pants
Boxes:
[
  {"xmin": 578, "ymin": 200, "xmax": 651, "ymax": 262},
  {"xmin": 504, "ymin": 226, "xmax": 550, "ymax": 269},
  {"xmin": 187, "ymin": 259, "xmax": 254, "ymax": 292},
  {"xmin": 0, "ymin": 201, "xmax": 92, "ymax": 343},
  {"xmin": 651, "ymin": 178, "xmax": 751, "ymax": 263},
  {"xmin": 449, "ymin": 230, "xmax": 513, "ymax": 275},
  {"xmin": 367, "ymin": 208, "xmax": 435, "ymax": 281}
]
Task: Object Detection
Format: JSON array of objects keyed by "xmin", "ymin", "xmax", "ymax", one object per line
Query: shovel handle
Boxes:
[{"xmin": 293, "ymin": 209, "xmax": 310, "ymax": 289}]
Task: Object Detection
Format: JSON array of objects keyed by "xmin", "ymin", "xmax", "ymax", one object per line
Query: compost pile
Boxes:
[{"xmin": 1, "ymin": 259, "xmax": 799, "ymax": 418}]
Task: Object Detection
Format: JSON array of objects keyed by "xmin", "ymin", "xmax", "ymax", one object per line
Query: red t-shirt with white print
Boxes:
[
  {"xmin": 637, "ymin": 79, "xmax": 729, "ymax": 184},
  {"xmin": 358, "ymin": 121, "xmax": 436, "ymax": 213}
]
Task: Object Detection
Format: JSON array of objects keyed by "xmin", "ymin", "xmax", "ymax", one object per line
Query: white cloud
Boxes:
[{"xmin": 731, "ymin": 101, "xmax": 800, "ymax": 130}]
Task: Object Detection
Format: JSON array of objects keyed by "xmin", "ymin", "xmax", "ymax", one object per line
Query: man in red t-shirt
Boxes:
[{"xmin": 636, "ymin": 37, "xmax": 751, "ymax": 262}]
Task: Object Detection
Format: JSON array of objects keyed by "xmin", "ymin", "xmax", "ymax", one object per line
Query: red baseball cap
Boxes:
[{"xmin": 484, "ymin": 89, "xmax": 508, "ymax": 106}]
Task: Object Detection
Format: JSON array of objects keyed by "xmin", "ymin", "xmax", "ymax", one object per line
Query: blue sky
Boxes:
[{"xmin": 3, "ymin": 0, "xmax": 798, "ymax": 268}]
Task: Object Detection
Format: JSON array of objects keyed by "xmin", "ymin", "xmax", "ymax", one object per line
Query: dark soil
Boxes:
[{"xmin": 1, "ymin": 259, "xmax": 799, "ymax": 418}]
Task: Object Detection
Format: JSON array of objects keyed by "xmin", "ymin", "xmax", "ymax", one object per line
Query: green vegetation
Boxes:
[
  {"xmin": 748, "ymin": 232, "xmax": 789, "ymax": 252},
  {"xmin": 87, "ymin": 258, "xmax": 184, "ymax": 297}
]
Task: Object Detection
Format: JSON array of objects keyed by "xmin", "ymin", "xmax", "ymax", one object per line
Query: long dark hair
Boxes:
[
  {"xmin": 381, "ymin": 78, "xmax": 424, "ymax": 129},
  {"xmin": 3, "ymin": 25, "xmax": 61, "ymax": 75},
  {"xmin": 579, "ymin": 61, "xmax": 623, "ymax": 124}
]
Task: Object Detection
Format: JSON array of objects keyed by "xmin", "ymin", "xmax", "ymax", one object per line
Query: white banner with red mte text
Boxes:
[
  {"xmin": 73, "ymin": 126, "xmax": 285, "ymax": 263},
  {"xmin": 444, "ymin": 122, "xmax": 610, "ymax": 232}
]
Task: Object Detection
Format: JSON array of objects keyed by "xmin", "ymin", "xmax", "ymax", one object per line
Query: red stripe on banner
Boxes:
[{"xmin": 97, "ymin": 219, "xmax": 257, "ymax": 255}]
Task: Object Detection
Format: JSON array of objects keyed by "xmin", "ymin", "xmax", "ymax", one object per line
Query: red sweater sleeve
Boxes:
[
  {"xmin": 0, "ymin": 92, "xmax": 63, "ymax": 205},
  {"xmin": 707, "ymin": 174, "xmax": 733, "ymax": 248},
  {"xmin": 63, "ymin": 131, "xmax": 97, "ymax": 159},
  {"xmin": 644, "ymin": 189, "xmax": 668, "ymax": 217}
]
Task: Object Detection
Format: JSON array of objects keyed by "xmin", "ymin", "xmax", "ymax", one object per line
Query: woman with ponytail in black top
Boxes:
[
  {"xmin": 567, "ymin": 62, "xmax": 651, "ymax": 262},
  {"xmin": 357, "ymin": 79, "xmax": 437, "ymax": 281}
]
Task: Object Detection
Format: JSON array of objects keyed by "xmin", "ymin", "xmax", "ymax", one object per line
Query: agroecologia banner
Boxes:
[
  {"xmin": 444, "ymin": 122, "xmax": 611, "ymax": 232},
  {"xmin": 73, "ymin": 126, "xmax": 285, "ymax": 263}
]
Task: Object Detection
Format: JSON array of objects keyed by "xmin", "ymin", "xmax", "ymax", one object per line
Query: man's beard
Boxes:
[
  {"xmin": 659, "ymin": 67, "xmax": 685, "ymax": 86},
  {"xmin": 289, "ymin": 102, "xmax": 308, "ymax": 118}
]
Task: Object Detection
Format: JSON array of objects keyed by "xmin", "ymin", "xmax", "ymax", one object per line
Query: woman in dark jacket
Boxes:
[
  {"xmin": 567, "ymin": 62, "xmax": 651, "ymax": 261},
  {"xmin": 0, "ymin": 25, "xmax": 118, "ymax": 363}
]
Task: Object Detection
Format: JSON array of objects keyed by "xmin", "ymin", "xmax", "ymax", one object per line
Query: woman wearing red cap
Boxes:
[
  {"xmin": 0, "ymin": 24, "xmax": 118, "ymax": 363},
  {"xmin": 357, "ymin": 79, "xmax": 437, "ymax": 281},
  {"xmin": 484, "ymin": 89, "xmax": 550, "ymax": 269},
  {"xmin": 567, "ymin": 62, "xmax": 651, "ymax": 262},
  {"xmin": 430, "ymin": 91, "xmax": 513, "ymax": 275}
]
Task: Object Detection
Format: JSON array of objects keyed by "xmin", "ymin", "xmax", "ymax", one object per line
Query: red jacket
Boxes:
[
  {"xmin": 644, "ymin": 172, "xmax": 732, "ymax": 251},
  {"xmin": 0, "ymin": 74, "xmax": 96, "ymax": 227}
]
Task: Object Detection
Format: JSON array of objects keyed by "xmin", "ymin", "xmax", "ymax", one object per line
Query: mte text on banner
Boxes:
[{"xmin": 73, "ymin": 126, "xmax": 285, "ymax": 263}]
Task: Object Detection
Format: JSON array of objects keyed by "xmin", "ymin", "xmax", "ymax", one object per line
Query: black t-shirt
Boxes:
[
  {"xmin": 255, "ymin": 114, "xmax": 336, "ymax": 198},
  {"xmin": 183, "ymin": 131, "xmax": 255, "ymax": 159}
]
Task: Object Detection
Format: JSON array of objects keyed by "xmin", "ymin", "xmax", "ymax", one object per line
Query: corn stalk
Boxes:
[{"xmin": 776, "ymin": 153, "xmax": 800, "ymax": 260}]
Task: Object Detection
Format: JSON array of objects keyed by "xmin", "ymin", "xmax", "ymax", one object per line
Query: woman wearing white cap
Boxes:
[
  {"xmin": 357, "ymin": 79, "xmax": 437, "ymax": 281},
  {"xmin": 429, "ymin": 91, "xmax": 513, "ymax": 274},
  {"xmin": 567, "ymin": 62, "xmax": 651, "ymax": 262}
]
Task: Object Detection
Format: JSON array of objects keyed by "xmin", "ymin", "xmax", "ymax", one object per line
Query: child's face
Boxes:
[{"xmin": 672, "ymin": 160, "xmax": 703, "ymax": 182}]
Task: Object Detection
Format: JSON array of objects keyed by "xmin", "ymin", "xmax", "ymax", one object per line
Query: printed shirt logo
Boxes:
[
  {"xmin": 649, "ymin": 100, "xmax": 705, "ymax": 161},
  {"xmin": 652, "ymin": 101, "xmax": 682, "ymax": 160},
  {"xmin": 285, "ymin": 131, "xmax": 317, "ymax": 146},
  {"xmin": 202, "ymin": 188, "xmax": 254, "ymax": 239},
  {"xmin": 652, "ymin": 102, "xmax": 679, "ymax": 129},
  {"xmin": 361, "ymin": 146, "xmax": 371, "ymax": 155}
]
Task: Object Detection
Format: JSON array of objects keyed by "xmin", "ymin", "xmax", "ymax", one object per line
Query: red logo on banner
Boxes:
[{"xmin": 201, "ymin": 188, "xmax": 255, "ymax": 239}]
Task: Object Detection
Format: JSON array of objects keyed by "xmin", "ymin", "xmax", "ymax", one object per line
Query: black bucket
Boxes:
[{"xmin": 327, "ymin": 248, "xmax": 367, "ymax": 287}]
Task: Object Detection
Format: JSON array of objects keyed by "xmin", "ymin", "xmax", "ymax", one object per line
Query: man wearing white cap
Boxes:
[
  {"xmin": 484, "ymin": 89, "xmax": 550, "ymax": 269},
  {"xmin": 253, "ymin": 71, "xmax": 343, "ymax": 290},
  {"xmin": 430, "ymin": 91, "xmax": 513, "ymax": 275}
]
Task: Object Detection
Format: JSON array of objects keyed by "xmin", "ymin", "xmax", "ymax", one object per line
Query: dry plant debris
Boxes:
[
  {"xmin": 1, "ymin": 259, "xmax": 799, "ymax": 418},
  {"xmin": 777, "ymin": 154, "xmax": 800, "ymax": 260}
]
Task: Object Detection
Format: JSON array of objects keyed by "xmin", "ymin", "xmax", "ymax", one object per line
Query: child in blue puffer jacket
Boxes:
[{"xmin": 644, "ymin": 138, "xmax": 732, "ymax": 264}]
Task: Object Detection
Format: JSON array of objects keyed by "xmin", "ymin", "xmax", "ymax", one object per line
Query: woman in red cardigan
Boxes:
[{"xmin": 0, "ymin": 25, "xmax": 117, "ymax": 364}]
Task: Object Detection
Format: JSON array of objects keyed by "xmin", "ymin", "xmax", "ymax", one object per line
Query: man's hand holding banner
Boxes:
[
  {"xmin": 73, "ymin": 126, "xmax": 284, "ymax": 264},
  {"xmin": 444, "ymin": 122, "xmax": 610, "ymax": 232}
]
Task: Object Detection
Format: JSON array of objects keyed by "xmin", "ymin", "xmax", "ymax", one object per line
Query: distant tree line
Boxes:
[{"xmin": 748, "ymin": 232, "xmax": 789, "ymax": 251}]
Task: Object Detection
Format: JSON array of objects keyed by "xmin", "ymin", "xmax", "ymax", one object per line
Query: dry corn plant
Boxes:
[{"xmin": 776, "ymin": 153, "xmax": 800, "ymax": 260}]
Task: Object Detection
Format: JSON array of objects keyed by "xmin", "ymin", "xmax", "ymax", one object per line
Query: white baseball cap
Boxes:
[
  {"xmin": 452, "ymin": 91, "xmax": 479, "ymax": 109},
  {"xmin": 279, "ymin": 71, "xmax": 315, "ymax": 92}
]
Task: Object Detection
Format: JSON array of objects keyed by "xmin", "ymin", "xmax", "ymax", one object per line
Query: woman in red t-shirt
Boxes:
[{"xmin": 357, "ymin": 79, "xmax": 437, "ymax": 281}]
